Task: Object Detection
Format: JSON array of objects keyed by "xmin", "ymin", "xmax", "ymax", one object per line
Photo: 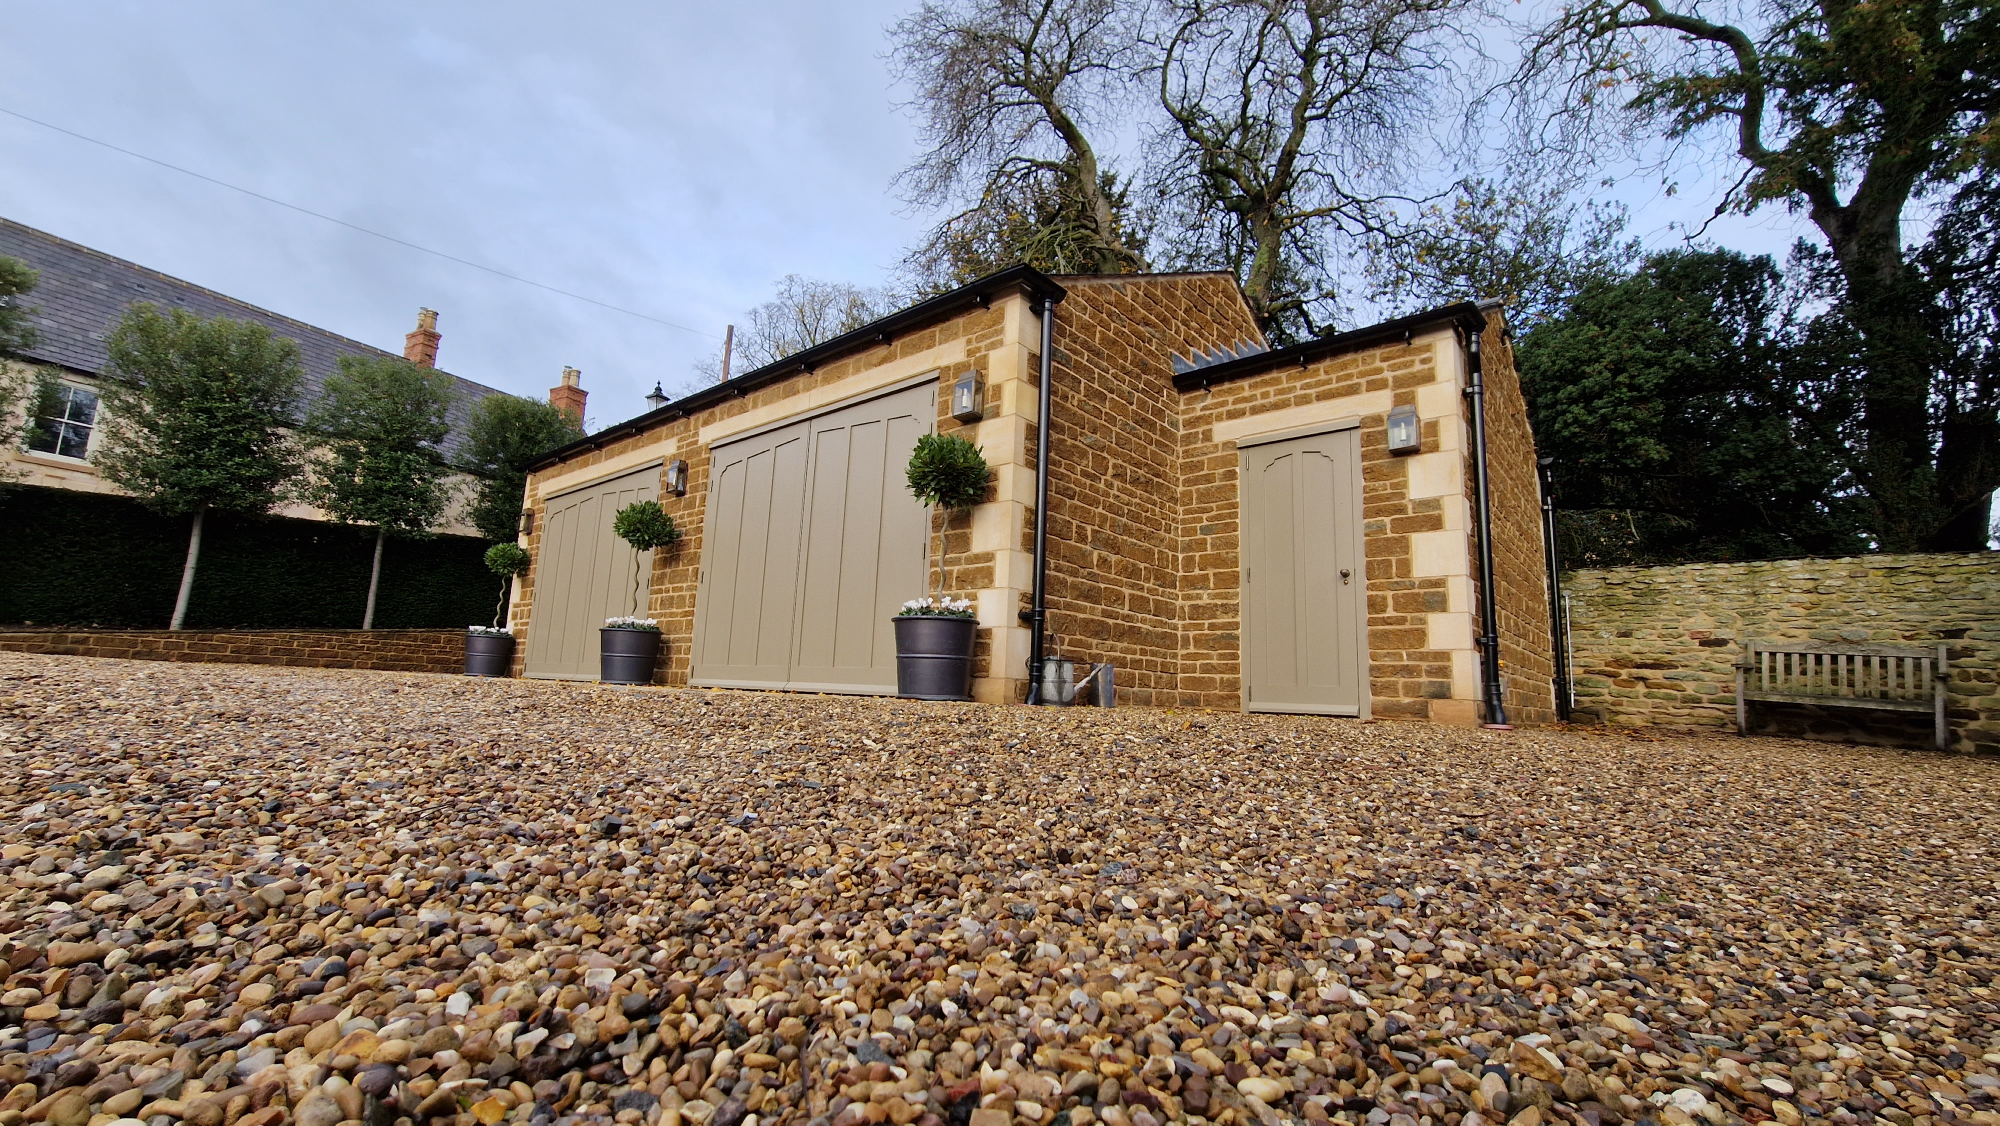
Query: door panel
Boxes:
[
  {"xmin": 524, "ymin": 464, "xmax": 660, "ymax": 680},
  {"xmin": 1239, "ymin": 428, "xmax": 1366, "ymax": 714},
  {"xmin": 692, "ymin": 424, "xmax": 809, "ymax": 688},
  {"xmin": 693, "ymin": 382, "xmax": 933, "ymax": 693}
]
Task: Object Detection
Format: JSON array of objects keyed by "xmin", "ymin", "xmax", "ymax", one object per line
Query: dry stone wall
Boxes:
[{"xmin": 1564, "ymin": 552, "xmax": 2000, "ymax": 754}]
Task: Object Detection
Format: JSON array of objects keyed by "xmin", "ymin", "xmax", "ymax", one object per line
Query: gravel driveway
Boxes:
[{"xmin": 1, "ymin": 654, "xmax": 1995, "ymax": 1126}]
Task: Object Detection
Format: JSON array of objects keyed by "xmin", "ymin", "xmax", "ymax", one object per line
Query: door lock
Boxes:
[{"xmin": 1339, "ymin": 568, "xmax": 1352, "ymax": 584}]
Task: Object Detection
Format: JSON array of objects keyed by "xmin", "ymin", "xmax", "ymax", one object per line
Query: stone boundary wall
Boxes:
[
  {"xmin": 1564, "ymin": 552, "xmax": 2000, "ymax": 754},
  {"xmin": 0, "ymin": 629, "xmax": 465, "ymax": 674}
]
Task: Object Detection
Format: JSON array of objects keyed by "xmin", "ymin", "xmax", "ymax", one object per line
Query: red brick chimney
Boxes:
[
  {"xmin": 403, "ymin": 308, "xmax": 441, "ymax": 367},
  {"xmin": 550, "ymin": 366, "xmax": 586, "ymax": 422}
]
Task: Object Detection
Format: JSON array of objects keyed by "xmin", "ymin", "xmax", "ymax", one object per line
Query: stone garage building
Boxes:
[{"xmin": 510, "ymin": 266, "xmax": 1554, "ymax": 725}]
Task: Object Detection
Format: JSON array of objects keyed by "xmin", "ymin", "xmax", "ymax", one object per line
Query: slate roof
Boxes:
[{"xmin": 0, "ymin": 218, "xmax": 508, "ymax": 460}]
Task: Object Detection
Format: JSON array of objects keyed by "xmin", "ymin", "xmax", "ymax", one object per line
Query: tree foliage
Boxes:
[
  {"xmin": 304, "ymin": 355, "xmax": 456, "ymax": 538},
  {"xmin": 1521, "ymin": 248, "xmax": 1869, "ymax": 566},
  {"xmin": 0, "ymin": 255, "xmax": 41, "ymax": 357},
  {"xmin": 1146, "ymin": 0, "xmax": 1471, "ymax": 339},
  {"xmin": 904, "ymin": 160, "xmax": 1149, "ymax": 294},
  {"xmin": 906, "ymin": 432, "xmax": 991, "ymax": 511},
  {"xmin": 1515, "ymin": 0, "xmax": 2000, "ymax": 549},
  {"xmin": 96, "ymin": 304, "xmax": 304, "ymax": 517},
  {"xmin": 460, "ymin": 394, "xmax": 585, "ymax": 543},
  {"xmin": 693, "ymin": 276, "xmax": 892, "ymax": 385},
  {"xmin": 0, "ymin": 256, "xmax": 62, "ymax": 481},
  {"xmin": 1365, "ymin": 176, "xmax": 1641, "ymax": 331},
  {"xmin": 892, "ymin": 0, "xmax": 1147, "ymax": 281}
]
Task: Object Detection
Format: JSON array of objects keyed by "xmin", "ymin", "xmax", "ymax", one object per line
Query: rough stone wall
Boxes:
[
  {"xmin": 1042, "ymin": 274, "xmax": 1262, "ymax": 705},
  {"xmin": 511, "ymin": 303, "xmax": 1014, "ymax": 687},
  {"xmin": 1564, "ymin": 552, "xmax": 2000, "ymax": 754},
  {"xmin": 1472, "ymin": 314, "xmax": 1557, "ymax": 724},
  {"xmin": 1177, "ymin": 335, "xmax": 1464, "ymax": 717},
  {"xmin": 0, "ymin": 629, "xmax": 464, "ymax": 674}
]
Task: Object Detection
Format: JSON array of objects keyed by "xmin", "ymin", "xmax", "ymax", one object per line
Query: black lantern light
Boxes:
[
  {"xmin": 644, "ymin": 383, "xmax": 669, "ymax": 412},
  {"xmin": 950, "ymin": 368, "xmax": 984, "ymax": 424},
  {"xmin": 664, "ymin": 459, "xmax": 689, "ymax": 497},
  {"xmin": 1386, "ymin": 404, "xmax": 1421, "ymax": 455}
]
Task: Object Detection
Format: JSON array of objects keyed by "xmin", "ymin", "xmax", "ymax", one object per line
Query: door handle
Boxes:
[{"xmin": 1339, "ymin": 568, "xmax": 1352, "ymax": 584}]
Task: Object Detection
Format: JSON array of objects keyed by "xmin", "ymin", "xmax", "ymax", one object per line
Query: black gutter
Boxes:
[
  {"xmin": 1539, "ymin": 457, "xmax": 1572, "ymax": 721},
  {"xmin": 1025, "ymin": 295, "xmax": 1057, "ymax": 704},
  {"xmin": 1466, "ymin": 320, "xmax": 1511, "ymax": 729},
  {"xmin": 527, "ymin": 263, "xmax": 1069, "ymax": 472},
  {"xmin": 1171, "ymin": 301, "xmax": 1486, "ymax": 393}
]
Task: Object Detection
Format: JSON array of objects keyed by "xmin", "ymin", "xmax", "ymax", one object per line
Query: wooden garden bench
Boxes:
[{"xmin": 1735, "ymin": 641, "xmax": 1950, "ymax": 750}]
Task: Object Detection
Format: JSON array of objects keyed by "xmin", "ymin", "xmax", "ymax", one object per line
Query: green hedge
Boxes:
[{"xmin": 0, "ymin": 485, "xmax": 497, "ymax": 629}]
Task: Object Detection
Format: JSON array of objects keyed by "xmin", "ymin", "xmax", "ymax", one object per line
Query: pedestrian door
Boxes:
[
  {"xmin": 1238, "ymin": 425, "xmax": 1368, "ymax": 714},
  {"xmin": 691, "ymin": 382, "xmax": 932, "ymax": 693}
]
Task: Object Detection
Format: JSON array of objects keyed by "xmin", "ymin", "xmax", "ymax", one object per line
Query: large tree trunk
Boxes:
[
  {"xmin": 169, "ymin": 504, "xmax": 207, "ymax": 631},
  {"xmin": 362, "ymin": 526, "xmax": 385, "ymax": 630},
  {"xmin": 1807, "ymin": 177, "xmax": 1991, "ymax": 551}
]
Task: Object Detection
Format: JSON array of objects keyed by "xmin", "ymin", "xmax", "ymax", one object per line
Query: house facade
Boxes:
[
  {"xmin": 511, "ymin": 266, "xmax": 1554, "ymax": 724},
  {"xmin": 0, "ymin": 218, "xmax": 511, "ymax": 533}
]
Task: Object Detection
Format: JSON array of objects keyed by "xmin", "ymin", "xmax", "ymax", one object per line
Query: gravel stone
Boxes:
[{"xmin": 0, "ymin": 654, "xmax": 1996, "ymax": 1126}]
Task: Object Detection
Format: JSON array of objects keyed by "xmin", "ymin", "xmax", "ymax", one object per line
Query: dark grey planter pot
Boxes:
[
  {"xmin": 894, "ymin": 614, "xmax": 977, "ymax": 701},
  {"xmin": 600, "ymin": 627, "xmax": 662, "ymax": 685},
  {"xmin": 463, "ymin": 632, "xmax": 515, "ymax": 678}
]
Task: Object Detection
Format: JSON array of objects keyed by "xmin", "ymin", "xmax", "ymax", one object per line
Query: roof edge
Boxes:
[
  {"xmin": 0, "ymin": 218, "xmax": 508, "ymax": 400},
  {"xmin": 1172, "ymin": 302, "xmax": 1487, "ymax": 393},
  {"xmin": 528, "ymin": 264, "xmax": 1066, "ymax": 471}
]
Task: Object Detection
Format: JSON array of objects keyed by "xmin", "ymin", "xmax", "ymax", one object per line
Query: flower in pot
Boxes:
[
  {"xmin": 466, "ymin": 542, "xmax": 530, "ymax": 677},
  {"xmin": 601, "ymin": 500, "xmax": 680, "ymax": 685},
  {"xmin": 896, "ymin": 433, "xmax": 989, "ymax": 700}
]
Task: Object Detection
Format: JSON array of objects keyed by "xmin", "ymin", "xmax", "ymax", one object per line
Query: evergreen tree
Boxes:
[
  {"xmin": 460, "ymin": 394, "xmax": 584, "ymax": 543},
  {"xmin": 305, "ymin": 355, "xmax": 456, "ymax": 628},
  {"xmin": 95, "ymin": 304, "xmax": 305, "ymax": 629}
]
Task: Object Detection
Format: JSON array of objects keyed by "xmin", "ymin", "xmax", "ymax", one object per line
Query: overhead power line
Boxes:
[{"xmin": 0, "ymin": 104, "xmax": 714, "ymax": 339}]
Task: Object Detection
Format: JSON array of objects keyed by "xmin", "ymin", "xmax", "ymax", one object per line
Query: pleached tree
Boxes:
[
  {"xmin": 305, "ymin": 355, "xmax": 456, "ymax": 629},
  {"xmin": 95, "ymin": 304, "xmax": 305, "ymax": 629}
]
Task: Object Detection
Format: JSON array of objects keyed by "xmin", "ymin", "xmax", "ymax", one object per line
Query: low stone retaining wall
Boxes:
[
  {"xmin": 1563, "ymin": 552, "xmax": 2000, "ymax": 754},
  {"xmin": 0, "ymin": 629, "xmax": 465, "ymax": 674}
]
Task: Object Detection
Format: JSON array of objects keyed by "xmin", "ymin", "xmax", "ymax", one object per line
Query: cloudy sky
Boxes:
[{"xmin": 0, "ymin": 2, "xmax": 1813, "ymax": 428}]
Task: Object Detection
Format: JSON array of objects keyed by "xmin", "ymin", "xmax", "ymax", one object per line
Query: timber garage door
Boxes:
[
  {"xmin": 1239, "ymin": 425, "xmax": 1368, "ymax": 715},
  {"xmin": 524, "ymin": 463, "xmax": 660, "ymax": 680},
  {"xmin": 692, "ymin": 382, "xmax": 931, "ymax": 693}
]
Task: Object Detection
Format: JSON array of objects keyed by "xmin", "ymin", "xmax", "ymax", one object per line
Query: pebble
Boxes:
[{"xmin": 0, "ymin": 654, "xmax": 1996, "ymax": 1126}]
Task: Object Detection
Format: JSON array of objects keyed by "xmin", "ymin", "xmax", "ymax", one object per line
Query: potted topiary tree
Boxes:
[
  {"xmin": 602, "ymin": 499, "xmax": 680, "ymax": 685},
  {"xmin": 896, "ymin": 432, "xmax": 989, "ymax": 700},
  {"xmin": 467, "ymin": 543, "xmax": 529, "ymax": 677}
]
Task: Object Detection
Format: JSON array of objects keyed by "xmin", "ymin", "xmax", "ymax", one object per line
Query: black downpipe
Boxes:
[
  {"xmin": 1026, "ymin": 296, "xmax": 1056, "ymax": 704},
  {"xmin": 1466, "ymin": 325, "xmax": 1511, "ymax": 728},
  {"xmin": 1539, "ymin": 457, "xmax": 1571, "ymax": 721}
]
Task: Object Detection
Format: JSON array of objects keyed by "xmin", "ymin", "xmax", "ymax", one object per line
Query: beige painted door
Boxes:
[
  {"xmin": 692, "ymin": 382, "xmax": 932, "ymax": 692},
  {"xmin": 1239, "ymin": 426, "xmax": 1367, "ymax": 715},
  {"xmin": 524, "ymin": 463, "xmax": 661, "ymax": 680}
]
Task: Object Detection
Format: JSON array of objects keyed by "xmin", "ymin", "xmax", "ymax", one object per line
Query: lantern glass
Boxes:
[
  {"xmin": 664, "ymin": 459, "xmax": 689, "ymax": 497},
  {"xmin": 950, "ymin": 370, "xmax": 983, "ymax": 424},
  {"xmin": 1386, "ymin": 404, "xmax": 1421, "ymax": 454}
]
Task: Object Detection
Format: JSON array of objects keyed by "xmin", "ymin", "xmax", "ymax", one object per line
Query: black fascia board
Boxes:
[
  {"xmin": 1171, "ymin": 301, "xmax": 1488, "ymax": 393},
  {"xmin": 527, "ymin": 264, "xmax": 1068, "ymax": 472}
]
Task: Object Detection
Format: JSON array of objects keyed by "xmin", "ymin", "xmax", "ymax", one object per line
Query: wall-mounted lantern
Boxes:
[
  {"xmin": 644, "ymin": 383, "xmax": 669, "ymax": 412},
  {"xmin": 950, "ymin": 369, "xmax": 984, "ymax": 424},
  {"xmin": 519, "ymin": 509, "xmax": 535, "ymax": 535},
  {"xmin": 1386, "ymin": 404, "xmax": 1421, "ymax": 455},
  {"xmin": 664, "ymin": 459, "xmax": 689, "ymax": 497}
]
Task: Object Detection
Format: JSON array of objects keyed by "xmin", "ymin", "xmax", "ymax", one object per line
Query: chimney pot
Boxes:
[
  {"xmin": 550, "ymin": 366, "xmax": 587, "ymax": 423},
  {"xmin": 404, "ymin": 308, "xmax": 441, "ymax": 367}
]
